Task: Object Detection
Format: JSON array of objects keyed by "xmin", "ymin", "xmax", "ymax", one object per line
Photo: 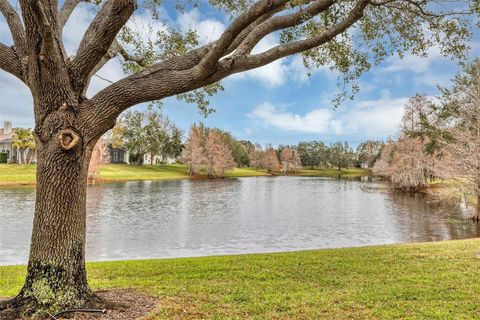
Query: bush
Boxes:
[{"xmin": 0, "ymin": 152, "xmax": 8, "ymax": 163}]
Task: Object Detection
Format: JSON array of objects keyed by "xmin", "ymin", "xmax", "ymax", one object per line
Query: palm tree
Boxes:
[{"xmin": 12, "ymin": 128, "xmax": 35, "ymax": 164}]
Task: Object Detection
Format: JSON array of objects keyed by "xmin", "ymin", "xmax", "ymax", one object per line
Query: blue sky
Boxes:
[{"xmin": 0, "ymin": 2, "xmax": 479, "ymax": 147}]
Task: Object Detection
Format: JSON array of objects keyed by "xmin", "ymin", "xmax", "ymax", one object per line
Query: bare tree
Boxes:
[
  {"xmin": 373, "ymin": 136, "xmax": 435, "ymax": 192},
  {"xmin": 181, "ymin": 124, "xmax": 206, "ymax": 176},
  {"xmin": 373, "ymin": 94, "xmax": 441, "ymax": 191},
  {"xmin": 432, "ymin": 60, "xmax": 480, "ymax": 220},
  {"xmin": 0, "ymin": 0, "xmax": 476, "ymax": 316},
  {"xmin": 249, "ymin": 143, "xmax": 264, "ymax": 169},
  {"xmin": 280, "ymin": 147, "xmax": 302, "ymax": 174},
  {"xmin": 262, "ymin": 145, "xmax": 281, "ymax": 174},
  {"xmin": 372, "ymin": 139, "xmax": 395, "ymax": 177},
  {"xmin": 205, "ymin": 130, "xmax": 236, "ymax": 177},
  {"xmin": 87, "ymin": 138, "xmax": 110, "ymax": 184},
  {"xmin": 389, "ymin": 136, "xmax": 435, "ymax": 192},
  {"xmin": 182, "ymin": 126, "xmax": 235, "ymax": 177}
]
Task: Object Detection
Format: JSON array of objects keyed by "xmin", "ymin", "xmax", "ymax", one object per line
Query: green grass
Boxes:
[
  {"xmin": 0, "ymin": 164, "xmax": 36, "ymax": 186},
  {"xmin": 98, "ymin": 163, "xmax": 192, "ymax": 181},
  {"xmin": 227, "ymin": 167, "xmax": 268, "ymax": 177},
  {"xmin": 296, "ymin": 167, "xmax": 370, "ymax": 178},
  {"xmin": 1, "ymin": 239, "xmax": 480, "ymax": 319},
  {"xmin": 0, "ymin": 164, "xmax": 370, "ymax": 186}
]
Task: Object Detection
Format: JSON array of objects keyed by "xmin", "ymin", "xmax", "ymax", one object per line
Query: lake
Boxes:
[{"xmin": 1, "ymin": 176, "xmax": 478, "ymax": 265}]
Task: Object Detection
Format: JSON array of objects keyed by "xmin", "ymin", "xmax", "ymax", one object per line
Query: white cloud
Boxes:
[
  {"xmin": 177, "ymin": 9, "xmax": 226, "ymax": 45},
  {"xmin": 62, "ymin": 4, "xmax": 96, "ymax": 55},
  {"xmin": 249, "ymin": 102, "xmax": 334, "ymax": 133},
  {"xmin": 383, "ymin": 46, "xmax": 442, "ymax": 74},
  {"xmin": 0, "ymin": 73, "xmax": 33, "ymax": 127},
  {"xmin": 340, "ymin": 95, "xmax": 408, "ymax": 136},
  {"xmin": 248, "ymin": 93, "xmax": 409, "ymax": 138},
  {"xmin": 381, "ymin": 44, "xmax": 456, "ymax": 87},
  {"xmin": 288, "ymin": 56, "xmax": 314, "ymax": 84},
  {"xmin": 227, "ymin": 34, "xmax": 287, "ymax": 88}
]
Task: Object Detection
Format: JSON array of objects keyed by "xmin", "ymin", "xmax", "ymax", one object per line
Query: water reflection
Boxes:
[{"xmin": 0, "ymin": 177, "xmax": 478, "ymax": 265}]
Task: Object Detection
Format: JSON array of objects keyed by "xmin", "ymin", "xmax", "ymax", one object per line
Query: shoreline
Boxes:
[
  {"xmin": 1, "ymin": 236, "xmax": 478, "ymax": 268},
  {"xmin": 0, "ymin": 164, "xmax": 370, "ymax": 187}
]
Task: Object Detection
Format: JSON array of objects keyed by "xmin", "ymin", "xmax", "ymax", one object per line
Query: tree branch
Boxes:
[
  {"xmin": 78, "ymin": 0, "xmax": 370, "ymax": 142},
  {"xmin": 0, "ymin": 0, "xmax": 27, "ymax": 57},
  {"xmin": 81, "ymin": 6, "xmax": 278, "ymax": 96},
  {"xmin": 113, "ymin": 39, "xmax": 146, "ymax": 66},
  {"xmin": 0, "ymin": 42, "xmax": 23, "ymax": 80},
  {"xmin": 58, "ymin": 0, "xmax": 87, "ymax": 30},
  {"xmin": 236, "ymin": 0, "xmax": 335, "ymax": 54},
  {"xmin": 370, "ymin": 0, "xmax": 472, "ymax": 17},
  {"xmin": 69, "ymin": 0, "xmax": 136, "ymax": 93},
  {"xmin": 233, "ymin": 0, "xmax": 370, "ymax": 72},
  {"xmin": 192, "ymin": 0, "xmax": 290, "ymax": 78}
]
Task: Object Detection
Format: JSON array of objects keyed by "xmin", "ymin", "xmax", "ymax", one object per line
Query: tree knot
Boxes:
[{"xmin": 58, "ymin": 129, "xmax": 80, "ymax": 150}]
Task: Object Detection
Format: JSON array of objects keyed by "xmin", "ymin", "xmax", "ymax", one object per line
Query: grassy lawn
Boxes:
[
  {"xmin": 1, "ymin": 239, "xmax": 480, "ymax": 319},
  {"xmin": 98, "ymin": 164, "xmax": 192, "ymax": 181},
  {"xmin": 0, "ymin": 164, "xmax": 370, "ymax": 186},
  {"xmin": 0, "ymin": 164, "xmax": 36, "ymax": 186},
  {"xmin": 296, "ymin": 167, "xmax": 370, "ymax": 178}
]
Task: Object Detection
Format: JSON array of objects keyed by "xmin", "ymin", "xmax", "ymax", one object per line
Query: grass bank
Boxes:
[
  {"xmin": 1, "ymin": 239, "xmax": 480, "ymax": 319},
  {"xmin": 296, "ymin": 167, "xmax": 369, "ymax": 178},
  {"xmin": 0, "ymin": 164, "xmax": 370, "ymax": 186}
]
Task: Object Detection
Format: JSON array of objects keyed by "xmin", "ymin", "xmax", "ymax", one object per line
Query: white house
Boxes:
[
  {"xmin": 143, "ymin": 153, "xmax": 176, "ymax": 165},
  {"xmin": 0, "ymin": 121, "xmax": 15, "ymax": 163}
]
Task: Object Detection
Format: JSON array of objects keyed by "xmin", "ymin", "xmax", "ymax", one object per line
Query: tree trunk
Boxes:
[
  {"xmin": 22, "ymin": 140, "xmax": 93, "ymax": 314},
  {"xmin": 151, "ymin": 152, "xmax": 154, "ymax": 165},
  {"xmin": 24, "ymin": 149, "xmax": 29, "ymax": 165},
  {"xmin": 2, "ymin": 120, "xmax": 98, "ymax": 318},
  {"xmin": 477, "ymin": 193, "xmax": 480, "ymax": 222},
  {"xmin": 135, "ymin": 153, "xmax": 143, "ymax": 166}
]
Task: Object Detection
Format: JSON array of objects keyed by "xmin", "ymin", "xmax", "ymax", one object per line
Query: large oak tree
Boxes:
[{"xmin": 0, "ymin": 0, "xmax": 477, "ymax": 317}]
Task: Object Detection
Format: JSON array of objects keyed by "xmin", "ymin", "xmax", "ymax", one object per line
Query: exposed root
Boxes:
[
  {"xmin": 0, "ymin": 289, "xmax": 157, "ymax": 319},
  {"xmin": 0, "ymin": 296, "xmax": 31, "ymax": 319},
  {"xmin": 0, "ymin": 293, "xmax": 102, "ymax": 319}
]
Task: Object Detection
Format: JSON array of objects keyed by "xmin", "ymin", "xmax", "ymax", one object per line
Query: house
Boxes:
[
  {"xmin": 0, "ymin": 121, "xmax": 15, "ymax": 163},
  {"xmin": 0, "ymin": 121, "xmax": 37, "ymax": 164},
  {"xmin": 108, "ymin": 144, "xmax": 128, "ymax": 164},
  {"xmin": 143, "ymin": 153, "xmax": 176, "ymax": 165}
]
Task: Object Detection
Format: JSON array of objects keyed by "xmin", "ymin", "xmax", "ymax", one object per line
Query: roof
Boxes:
[
  {"xmin": 0, "ymin": 137, "xmax": 12, "ymax": 144},
  {"xmin": 0, "ymin": 128, "xmax": 14, "ymax": 143}
]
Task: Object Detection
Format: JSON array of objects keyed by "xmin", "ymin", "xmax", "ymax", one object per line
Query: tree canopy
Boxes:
[{"xmin": 0, "ymin": 0, "xmax": 477, "ymax": 125}]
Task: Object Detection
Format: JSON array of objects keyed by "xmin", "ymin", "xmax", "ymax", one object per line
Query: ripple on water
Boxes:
[{"xmin": 0, "ymin": 176, "xmax": 478, "ymax": 265}]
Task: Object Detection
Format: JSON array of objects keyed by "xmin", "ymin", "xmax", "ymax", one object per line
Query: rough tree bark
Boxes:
[
  {"xmin": 20, "ymin": 139, "xmax": 94, "ymax": 311},
  {"xmin": 477, "ymin": 193, "xmax": 480, "ymax": 222},
  {"xmin": 1, "ymin": 103, "xmax": 99, "ymax": 318}
]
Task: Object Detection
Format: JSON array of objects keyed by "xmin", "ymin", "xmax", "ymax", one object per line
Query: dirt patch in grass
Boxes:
[{"xmin": 0, "ymin": 289, "xmax": 158, "ymax": 320}]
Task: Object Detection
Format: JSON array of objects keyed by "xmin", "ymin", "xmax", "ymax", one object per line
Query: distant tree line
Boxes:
[
  {"xmin": 296, "ymin": 140, "xmax": 383, "ymax": 171},
  {"xmin": 180, "ymin": 123, "xmax": 384, "ymax": 178}
]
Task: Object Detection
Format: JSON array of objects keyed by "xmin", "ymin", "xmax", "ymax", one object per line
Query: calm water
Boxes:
[{"xmin": 1, "ymin": 176, "xmax": 479, "ymax": 265}]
